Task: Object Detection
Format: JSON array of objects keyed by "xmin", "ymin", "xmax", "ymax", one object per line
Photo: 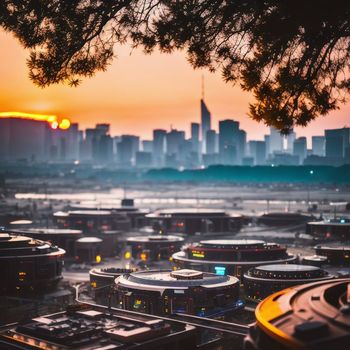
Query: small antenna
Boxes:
[{"xmin": 201, "ymin": 74, "xmax": 205, "ymax": 100}]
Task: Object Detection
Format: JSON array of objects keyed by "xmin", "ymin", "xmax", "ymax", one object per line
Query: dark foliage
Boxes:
[{"xmin": 1, "ymin": 0, "xmax": 349, "ymax": 131}]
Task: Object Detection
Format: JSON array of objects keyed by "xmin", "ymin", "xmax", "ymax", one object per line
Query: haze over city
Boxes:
[
  {"xmin": 1, "ymin": 29, "xmax": 349, "ymax": 142},
  {"xmin": 0, "ymin": 2, "xmax": 350, "ymax": 350}
]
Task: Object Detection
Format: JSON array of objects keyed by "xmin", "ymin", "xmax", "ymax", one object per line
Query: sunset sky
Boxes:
[{"xmin": 0, "ymin": 30, "xmax": 349, "ymax": 142}]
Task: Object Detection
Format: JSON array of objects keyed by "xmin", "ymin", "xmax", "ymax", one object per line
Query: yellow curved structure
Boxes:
[{"xmin": 255, "ymin": 288, "xmax": 302, "ymax": 349}]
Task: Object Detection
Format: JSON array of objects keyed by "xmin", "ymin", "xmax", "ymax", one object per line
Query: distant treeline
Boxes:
[
  {"xmin": 0, "ymin": 164, "xmax": 349, "ymax": 184},
  {"xmin": 144, "ymin": 165, "xmax": 350, "ymax": 184}
]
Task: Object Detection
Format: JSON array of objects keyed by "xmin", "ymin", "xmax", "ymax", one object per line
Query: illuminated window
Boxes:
[
  {"xmin": 192, "ymin": 250, "xmax": 205, "ymax": 258},
  {"xmin": 18, "ymin": 271, "xmax": 27, "ymax": 281},
  {"xmin": 140, "ymin": 252, "xmax": 148, "ymax": 261},
  {"xmin": 215, "ymin": 266, "xmax": 226, "ymax": 276}
]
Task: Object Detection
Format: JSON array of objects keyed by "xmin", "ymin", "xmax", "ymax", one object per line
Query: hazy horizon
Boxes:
[{"xmin": 1, "ymin": 30, "xmax": 349, "ymax": 143}]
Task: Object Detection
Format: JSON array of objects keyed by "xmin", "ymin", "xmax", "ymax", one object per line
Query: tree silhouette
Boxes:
[{"xmin": 1, "ymin": 0, "xmax": 349, "ymax": 131}]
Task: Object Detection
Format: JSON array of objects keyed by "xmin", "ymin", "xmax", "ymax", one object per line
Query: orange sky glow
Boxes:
[{"xmin": 0, "ymin": 30, "xmax": 349, "ymax": 142}]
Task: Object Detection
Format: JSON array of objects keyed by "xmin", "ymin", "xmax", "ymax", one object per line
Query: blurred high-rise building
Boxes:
[
  {"xmin": 285, "ymin": 129, "xmax": 296, "ymax": 154},
  {"xmin": 112, "ymin": 136, "xmax": 121, "ymax": 161},
  {"xmin": 238, "ymin": 129, "xmax": 247, "ymax": 163},
  {"xmin": 325, "ymin": 128, "xmax": 350, "ymax": 163},
  {"xmin": 117, "ymin": 135, "xmax": 139, "ymax": 166},
  {"xmin": 219, "ymin": 119, "xmax": 239, "ymax": 165},
  {"xmin": 0, "ymin": 117, "xmax": 52, "ymax": 162},
  {"xmin": 178, "ymin": 140, "xmax": 193, "ymax": 166},
  {"xmin": 201, "ymin": 99, "xmax": 211, "ymax": 153},
  {"xmin": 98, "ymin": 135, "xmax": 113, "ymax": 164},
  {"xmin": 153, "ymin": 129, "xmax": 166, "ymax": 167},
  {"xmin": 50, "ymin": 123, "xmax": 81, "ymax": 162},
  {"xmin": 142, "ymin": 140, "xmax": 153, "ymax": 153},
  {"xmin": 191, "ymin": 122, "xmax": 200, "ymax": 154},
  {"xmin": 81, "ymin": 128, "xmax": 96, "ymax": 161},
  {"xmin": 79, "ymin": 124, "xmax": 112, "ymax": 164},
  {"xmin": 206, "ymin": 129, "xmax": 217, "ymax": 155},
  {"xmin": 293, "ymin": 137, "xmax": 307, "ymax": 164},
  {"xmin": 95, "ymin": 123, "xmax": 110, "ymax": 136},
  {"xmin": 248, "ymin": 141, "xmax": 266, "ymax": 165},
  {"xmin": 269, "ymin": 127, "xmax": 284, "ymax": 155},
  {"xmin": 67, "ymin": 123, "xmax": 80, "ymax": 161},
  {"xmin": 264, "ymin": 135, "xmax": 270, "ymax": 158},
  {"xmin": 166, "ymin": 129, "xmax": 185, "ymax": 156},
  {"xmin": 312, "ymin": 136, "xmax": 326, "ymax": 156},
  {"xmin": 136, "ymin": 151, "xmax": 152, "ymax": 168}
]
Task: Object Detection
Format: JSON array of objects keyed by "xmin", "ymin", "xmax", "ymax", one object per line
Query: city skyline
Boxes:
[
  {"xmin": 1, "ymin": 30, "xmax": 350, "ymax": 143},
  {"xmin": 1, "ymin": 110, "xmax": 349, "ymax": 168}
]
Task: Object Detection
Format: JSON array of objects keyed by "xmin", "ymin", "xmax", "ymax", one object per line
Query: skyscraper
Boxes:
[
  {"xmin": 66, "ymin": 123, "xmax": 80, "ymax": 161},
  {"xmin": 95, "ymin": 123, "xmax": 110, "ymax": 136},
  {"xmin": 117, "ymin": 135, "xmax": 139, "ymax": 166},
  {"xmin": 293, "ymin": 137, "xmax": 307, "ymax": 164},
  {"xmin": 285, "ymin": 129, "xmax": 296, "ymax": 154},
  {"xmin": 312, "ymin": 136, "xmax": 325, "ymax": 156},
  {"xmin": 264, "ymin": 135, "xmax": 270, "ymax": 158},
  {"xmin": 135, "ymin": 151, "xmax": 152, "ymax": 168},
  {"xmin": 219, "ymin": 119, "xmax": 239, "ymax": 165},
  {"xmin": 142, "ymin": 140, "xmax": 153, "ymax": 153},
  {"xmin": 0, "ymin": 117, "xmax": 51, "ymax": 162},
  {"xmin": 191, "ymin": 122, "xmax": 200, "ymax": 154},
  {"xmin": 98, "ymin": 135, "xmax": 113, "ymax": 164},
  {"xmin": 238, "ymin": 129, "xmax": 247, "ymax": 163},
  {"xmin": 269, "ymin": 127, "xmax": 284, "ymax": 155},
  {"xmin": 325, "ymin": 128, "xmax": 350, "ymax": 160},
  {"xmin": 248, "ymin": 141, "xmax": 266, "ymax": 165},
  {"xmin": 153, "ymin": 129, "xmax": 166, "ymax": 167},
  {"xmin": 166, "ymin": 129, "xmax": 185, "ymax": 156},
  {"xmin": 201, "ymin": 99, "xmax": 211, "ymax": 154},
  {"xmin": 206, "ymin": 129, "xmax": 217, "ymax": 155}
]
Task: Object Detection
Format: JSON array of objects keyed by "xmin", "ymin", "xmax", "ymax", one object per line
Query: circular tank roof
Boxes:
[
  {"xmin": 315, "ymin": 245, "xmax": 350, "ymax": 251},
  {"xmin": 308, "ymin": 220, "xmax": 350, "ymax": 226},
  {"xmin": 117, "ymin": 269, "xmax": 238, "ymax": 289},
  {"xmin": 9, "ymin": 220, "xmax": 33, "ymax": 225},
  {"xmin": 24, "ymin": 228, "xmax": 82, "ymax": 235},
  {"xmin": 76, "ymin": 237, "xmax": 102, "ymax": 243},
  {"xmin": 303, "ymin": 255, "xmax": 328, "ymax": 262},
  {"xmin": 256, "ymin": 264, "xmax": 320, "ymax": 272},
  {"xmin": 147, "ymin": 208, "xmax": 242, "ymax": 218},
  {"xmin": 201, "ymin": 239, "xmax": 265, "ymax": 246},
  {"xmin": 170, "ymin": 269, "xmax": 203, "ymax": 280},
  {"xmin": 127, "ymin": 235, "xmax": 184, "ymax": 243},
  {"xmin": 153, "ymin": 208, "xmax": 226, "ymax": 214},
  {"xmin": 54, "ymin": 210, "xmax": 113, "ymax": 217},
  {"xmin": 0, "ymin": 232, "xmax": 65, "ymax": 257}
]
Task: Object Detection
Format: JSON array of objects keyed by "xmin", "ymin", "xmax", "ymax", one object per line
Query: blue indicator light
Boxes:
[
  {"xmin": 214, "ymin": 266, "xmax": 226, "ymax": 275},
  {"xmin": 340, "ymin": 219, "xmax": 345, "ymax": 224}
]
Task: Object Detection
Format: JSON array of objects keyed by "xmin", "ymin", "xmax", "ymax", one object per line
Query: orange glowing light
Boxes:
[
  {"xmin": 0, "ymin": 112, "xmax": 71, "ymax": 130},
  {"xmin": 140, "ymin": 252, "xmax": 148, "ymax": 261},
  {"xmin": 59, "ymin": 118, "xmax": 71, "ymax": 130}
]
